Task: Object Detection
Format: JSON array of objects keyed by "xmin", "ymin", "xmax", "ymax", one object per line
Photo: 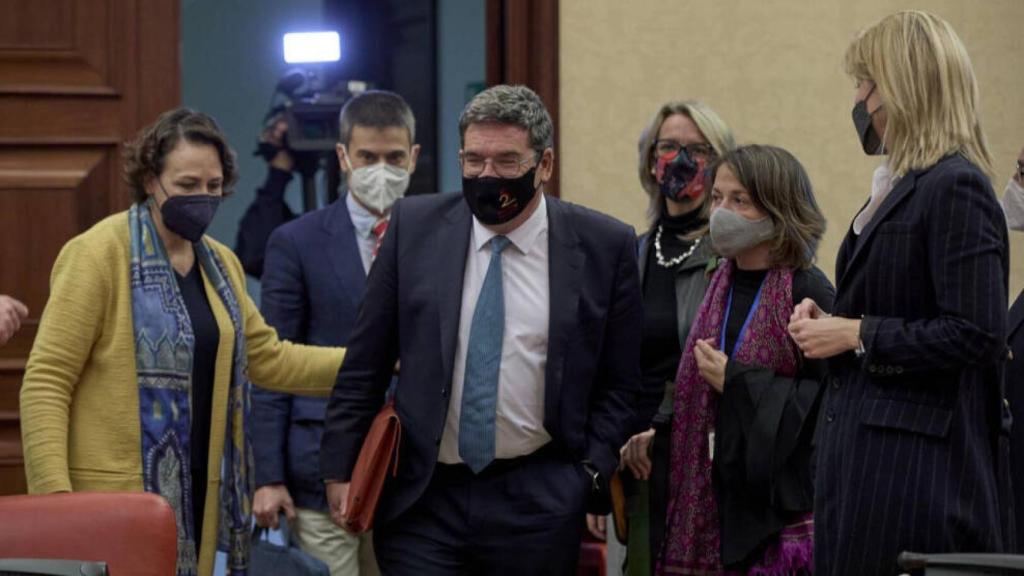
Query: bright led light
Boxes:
[{"xmin": 283, "ymin": 32, "xmax": 341, "ymax": 64}]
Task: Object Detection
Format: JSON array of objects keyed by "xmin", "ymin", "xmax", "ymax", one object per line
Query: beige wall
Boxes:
[{"xmin": 560, "ymin": 0, "xmax": 1024, "ymax": 294}]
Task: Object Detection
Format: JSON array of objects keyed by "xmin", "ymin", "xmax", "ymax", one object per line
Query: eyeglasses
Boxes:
[
  {"xmin": 460, "ymin": 153, "xmax": 538, "ymax": 179},
  {"xmin": 654, "ymin": 140, "xmax": 716, "ymax": 160},
  {"xmin": 1017, "ymin": 160, "xmax": 1024, "ymax": 181}
]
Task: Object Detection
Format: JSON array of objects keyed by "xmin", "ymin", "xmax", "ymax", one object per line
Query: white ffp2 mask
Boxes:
[
  {"xmin": 1001, "ymin": 177, "xmax": 1024, "ymax": 232},
  {"xmin": 345, "ymin": 152, "xmax": 410, "ymax": 214}
]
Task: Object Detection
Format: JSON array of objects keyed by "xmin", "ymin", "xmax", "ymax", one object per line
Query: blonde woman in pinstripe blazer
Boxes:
[{"xmin": 787, "ymin": 11, "xmax": 1013, "ymax": 576}]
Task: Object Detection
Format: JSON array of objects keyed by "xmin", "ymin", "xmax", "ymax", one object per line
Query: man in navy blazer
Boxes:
[
  {"xmin": 320, "ymin": 85, "xmax": 643, "ymax": 575},
  {"xmin": 252, "ymin": 90, "xmax": 420, "ymax": 575}
]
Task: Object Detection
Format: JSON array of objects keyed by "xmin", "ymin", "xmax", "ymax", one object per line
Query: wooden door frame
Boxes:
[{"xmin": 485, "ymin": 0, "xmax": 559, "ymax": 197}]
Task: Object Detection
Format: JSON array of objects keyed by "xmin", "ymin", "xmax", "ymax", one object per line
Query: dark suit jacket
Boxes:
[
  {"xmin": 814, "ymin": 154, "xmax": 1012, "ymax": 576},
  {"xmin": 319, "ymin": 192, "xmax": 643, "ymax": 527},
  {"xmin": 252, "ymin": 196, "xmax": 365, "ymax": 510},
  {"xmin": 1006, "ymin": 291, "xmax": 1024, "ymax": 552}
]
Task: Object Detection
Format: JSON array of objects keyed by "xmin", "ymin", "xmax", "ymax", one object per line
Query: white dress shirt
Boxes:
[
  {"xmin": 346, "ymin": 193, "xmax": 381, "ymax": 274},
  {"xmin": 438, "ymin": 194, "xmax": 552, "ymax": 464},
  {"xmin": 853, "ymin": 162, "xmax": 898, "ymax": 235}
]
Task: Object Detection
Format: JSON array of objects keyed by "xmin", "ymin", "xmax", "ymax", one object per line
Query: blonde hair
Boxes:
[
  {"xmin": 637, "ymin": 101, "xmax": 736, "ymax": 231},
  {"xmin": 844, "ymin": 11, "xmax": 992, "ymax": 178}
]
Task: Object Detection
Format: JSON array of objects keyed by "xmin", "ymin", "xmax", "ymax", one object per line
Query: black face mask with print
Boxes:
[{"xmin": 462, "ymin": 167, "xmax": 539, "ymax": 225}]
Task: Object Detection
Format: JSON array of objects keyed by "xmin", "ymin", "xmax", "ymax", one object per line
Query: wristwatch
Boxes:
[{"xmin": 581, "ymin": 460, "xmax": 601, "ymax": 494}]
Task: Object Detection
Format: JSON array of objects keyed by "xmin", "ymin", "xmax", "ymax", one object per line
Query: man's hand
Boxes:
[
  {"xmin": 620, "ymin": 428, "xmax": 655, "ymax": 480},
  {"xmin": 262, "ymin": 118, "xmax": 294, "ymax": 172},
  {"xmin": 586, "ymin": 513, "xmax": 606, "ymax": 541},
  {"xmin": 789, "ymin": 316, "xmax": 861, "ymax": 359},
  {"xmin": 0, "ymin": 295, "xmax": 28, "ymax": 347},
  {"xmin": 694, "ymin": 338, "xmax": 727, "ymax": 392},
  {"xmin": 326, "ymin": 481, "xmax": 351, "ymax": 530},
  {"xmin": 253, "ymin": 484, "xmax": 295, "ymax": 530}
]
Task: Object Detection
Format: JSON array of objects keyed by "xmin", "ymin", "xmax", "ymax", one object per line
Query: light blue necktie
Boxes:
[{"xmin": 459, "ymin": 235, "xmax": 512, "ymax": 473}]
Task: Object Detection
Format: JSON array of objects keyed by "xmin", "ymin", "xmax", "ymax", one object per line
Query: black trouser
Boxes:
[{"xmin": 374, "ymin": 444, "xmax": 589, "ymax": 575}]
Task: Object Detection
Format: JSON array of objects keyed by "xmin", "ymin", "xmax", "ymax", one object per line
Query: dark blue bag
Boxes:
[{"xmin": 250, "ymin": 514, "xmax": 330, "ymax": 576}]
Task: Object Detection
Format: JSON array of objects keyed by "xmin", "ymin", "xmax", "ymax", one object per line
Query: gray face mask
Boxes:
[{"xmin": 709, "ymin": 207, "xmax": 775, "ymax": 258}]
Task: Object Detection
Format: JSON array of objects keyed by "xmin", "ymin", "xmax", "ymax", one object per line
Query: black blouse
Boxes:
[{"xmin": 175, "ymin": 260, "xmax": 220, "ymax": 547}]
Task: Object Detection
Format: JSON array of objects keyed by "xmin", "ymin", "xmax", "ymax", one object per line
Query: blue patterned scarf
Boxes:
[{"xmin": 129, "ymin": 202, "xmax": 253, "ymax": 576}]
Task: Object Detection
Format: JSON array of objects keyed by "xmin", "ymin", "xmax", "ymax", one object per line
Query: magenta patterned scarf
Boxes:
[{"xmin": 657, "ymin": 260, "xmax": 808, "ymax": 575}]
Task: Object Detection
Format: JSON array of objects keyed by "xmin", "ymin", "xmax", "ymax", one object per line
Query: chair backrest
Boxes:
[{"xmin": 0, "ymin": 492, "xmax": 177, "ymax": 576}]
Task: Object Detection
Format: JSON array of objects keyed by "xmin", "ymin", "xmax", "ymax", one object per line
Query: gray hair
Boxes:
[
  {"xmin": 458, "ymin": 85, "xmax": 554, "ymax": 155},
  {"xmin": 338, "ymin": 90, "xmax": 416, "ymax": 146}
]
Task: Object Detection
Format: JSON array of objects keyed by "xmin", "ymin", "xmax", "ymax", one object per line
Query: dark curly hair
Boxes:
[{"xmin": 122, "ymin": 107, "xmax": 238, "ymax": 204}]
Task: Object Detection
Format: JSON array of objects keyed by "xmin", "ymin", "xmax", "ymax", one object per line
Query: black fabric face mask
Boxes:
[
  {"xmin": 462, "ymin": 168, "xmax": 539, "ymax": 225},
  {"xmin": 852, "ymin": 84, "xmax": 885, "ymax": 155},
  {"xmin": 155, "ymin": 181, "xmax": 221, "ymax": 243}
]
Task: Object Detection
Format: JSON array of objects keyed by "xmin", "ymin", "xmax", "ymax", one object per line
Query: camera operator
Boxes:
[{"xmin": 235, "ymin": 115, "xmax": 298, "ymax": 278}]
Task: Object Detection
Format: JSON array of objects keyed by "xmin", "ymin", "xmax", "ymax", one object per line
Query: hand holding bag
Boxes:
[
  {"xmin": 250, "ymin": 513, "xmax": 329, "ymax": 576},
  {"xmin": 343, "ymin": 401, "xmax": 402, "ymax": 534}
]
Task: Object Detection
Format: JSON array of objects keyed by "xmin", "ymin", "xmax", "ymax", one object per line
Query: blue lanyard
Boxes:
[{"xmin": 719, "ymin": 276, "xmax": 766, "ymax": 358}]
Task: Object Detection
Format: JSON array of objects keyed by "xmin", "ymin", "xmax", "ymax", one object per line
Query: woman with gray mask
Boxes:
[{"xmin": 657, "ymin": 145, "xmax": 833, "ymax": 575}]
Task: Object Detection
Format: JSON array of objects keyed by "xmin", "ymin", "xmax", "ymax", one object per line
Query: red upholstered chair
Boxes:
[{"xmin": 0, "ymin": 492, "xmax": 177, "ymax": 576}]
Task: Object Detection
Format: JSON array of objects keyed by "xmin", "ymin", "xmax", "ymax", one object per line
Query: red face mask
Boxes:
[{"xmin": 655, "ymin": 149, "xmax": 708, "ymax": 202}]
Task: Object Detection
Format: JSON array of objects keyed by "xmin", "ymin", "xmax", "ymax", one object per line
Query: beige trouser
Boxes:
[{"xmin": 293, "ymin": 507, "xmax": 379, "ymax": 576}]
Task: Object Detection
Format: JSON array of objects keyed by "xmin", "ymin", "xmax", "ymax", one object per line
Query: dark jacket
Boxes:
[
  {"xmin": 635, "ymin": 232, "xmax": 715, "ymax": 429},
  {"xmin": 252, "ymin": 195, "xmax": 365, "ymax": 511},
  {"xmin": 235, "ymin": 168, "xmax": 296, "ymax": 278},
  {"xmin": 814, "ymin": 154, "xmax": 1012, "ymax": 575},
  {"xmin": 714, "ymin": 266, "xmax": 833, "ymax": 566},
  {"xmin": 319, "ymin": 192, "xmax": 644, "ymax": 525}
]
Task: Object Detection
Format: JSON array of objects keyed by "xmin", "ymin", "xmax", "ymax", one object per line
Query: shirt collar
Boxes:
[
  {"xmin": 346, "ymin": 192, "xmax": 380, "ymax": 239},
  {"xmin": 471, "ymin": 193, "xmax": 548, "ymax": 255}
]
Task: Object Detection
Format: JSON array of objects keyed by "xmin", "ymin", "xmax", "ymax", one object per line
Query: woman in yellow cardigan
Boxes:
[{"xmin": 19, "ymin": 108, "xmax": 345, "ymax": 576}]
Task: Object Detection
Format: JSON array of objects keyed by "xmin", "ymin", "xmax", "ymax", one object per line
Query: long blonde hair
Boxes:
[
  {"xmin": 637, "ymin": 101, "xmax": 736, "ymax": 231},
  {"xmin": 844, "ymin": 11, "xmax": 992, "ymax": 179}
]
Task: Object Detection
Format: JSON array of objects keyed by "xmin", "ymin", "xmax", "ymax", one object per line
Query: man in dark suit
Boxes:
[
  {"xmin": 251, "ymin": 90, "xmax": 420, "ymax": 575},
  {"xmin": 320, "ymin": 85, "xmax": 643, "ymax": 575}
]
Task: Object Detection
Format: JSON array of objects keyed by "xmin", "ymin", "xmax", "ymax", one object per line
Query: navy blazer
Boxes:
[
  {"xmin": 319, "ymin": 192, "xmax": 643, "ymax": 527},
  {"xmin": 1006, "ymin": 291, "xmax": 1024, "ymax": 552},
  {"xmin": 252, "ymin": 196, "xmax": 366, "ymax": 511},
  {"xmin": 814, "ymin": 154, "xmax": 1012, "ymax": 575}
]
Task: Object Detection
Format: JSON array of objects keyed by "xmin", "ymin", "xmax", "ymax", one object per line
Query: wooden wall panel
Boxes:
[
  {"xmin": 486, "ymin": 0, "xmax": 560, "ymax": 197},
  {"xmin": 0, "ymin": 0, "xmax": 179, "ymax": 495}
]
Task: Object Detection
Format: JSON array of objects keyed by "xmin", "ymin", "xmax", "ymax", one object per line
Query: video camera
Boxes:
[
  {"xmin": 257, "ymin": 71, "xmax": 368, "ymax": 158},
  {"xmin": 254, "ymin": 32, "xmax": 368, "ymax": 210}
]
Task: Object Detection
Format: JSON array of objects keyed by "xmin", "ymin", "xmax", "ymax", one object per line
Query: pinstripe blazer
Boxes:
[{"xmin": 814, "ymin": 154, "xmax": 1011, "ymax": 576}]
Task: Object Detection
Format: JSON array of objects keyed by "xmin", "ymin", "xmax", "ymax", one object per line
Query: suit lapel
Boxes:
[
  {"xmin": 437, "ymin": 200, "xmax": 473, "ymax": 388},
  {"xmin": 324, "ymin": 196, "xmax": 368, "ymax": 307},
  {"xmin": 837, "ymin": 171, "xmax": 918, "ymax": 293},
  {"xmin": 544, "ymin": 198, "xmax": 585, "ymax": 430}
]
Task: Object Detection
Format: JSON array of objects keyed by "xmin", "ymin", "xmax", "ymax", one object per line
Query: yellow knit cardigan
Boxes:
[{"xmin": 19, "ymin": 211, "xmax": 345, "ymax": 576}]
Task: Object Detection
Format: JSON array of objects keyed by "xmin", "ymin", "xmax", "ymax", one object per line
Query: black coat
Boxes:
[
  {"xmin": 814, "ymin": 154, "xmax": 1013, "ymax": 576},
  {"xmin": 714, "ymin": 266, "xmax": 834, "ymax": 567}
]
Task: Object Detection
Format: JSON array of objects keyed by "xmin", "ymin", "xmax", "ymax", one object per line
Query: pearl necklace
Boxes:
[{"xmin": 654, "ymin": 225, "xmax": 702, "ymax": 268}]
